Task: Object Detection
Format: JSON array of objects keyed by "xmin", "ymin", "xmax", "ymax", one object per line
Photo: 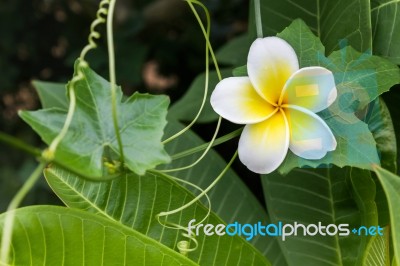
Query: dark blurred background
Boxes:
[{"xmin": 0, "ymin": 0, "xmax": 249, "ymax": 211}]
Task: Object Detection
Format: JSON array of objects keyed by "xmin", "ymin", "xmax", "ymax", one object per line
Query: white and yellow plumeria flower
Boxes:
[{"xmin": 211, "ymin": 37, "xmax": 337, "ymax": 174}]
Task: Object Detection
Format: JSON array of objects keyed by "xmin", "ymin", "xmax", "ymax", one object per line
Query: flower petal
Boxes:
[
  {"xmin": 281, "ymin": 67, "xmax": 337, "ymax": 112},
  {"xmin": 284, "ymin": 105, "xmax": 337, "ymax": 159},
  {"xmin": 238, "ymin": 110, "xmax": 289, "ymax": 174},
  {"xmin": 247, "ymin": 37, "xmax": 299, "ymax": 105},
  {"xmin": 210, "ymin": 77, "xmax": 277, "ymax": 124}
]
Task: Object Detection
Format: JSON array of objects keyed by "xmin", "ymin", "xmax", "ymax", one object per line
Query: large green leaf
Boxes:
[
  {"xmin": 373, "ymin": 166, "xmax": 400, "ymax": 262},
  {"xmin": 262, "ymin": 167, "xmax": 378, "ymax": 266},
  {"xmin": 371, "ymin": 0, "xmax": 400, "ymax": 64},
  {"xmin": 44, "ymin": 166, "xmax": 270, "ymax": 266},
  {"xmin": 168, "ymin": 69, "xmax": 231, "ymax": 123},
  {"xmin": 20, "ymin": 63, "xmax": 170, "ymax": 178},
  {"xmin": 0, "ymin": 206, "xmax": 196, "ymax": 266},
  {"xmin": 249, "ymin": 0, "xmax": 372, "ymax": 54},
  {"xmin": 162, "ymin": 120, "xmax": 287, "ymax": 265},
  {"xmin": 363, "ymin": 98, "xmax": 396, "ymax": 227}
]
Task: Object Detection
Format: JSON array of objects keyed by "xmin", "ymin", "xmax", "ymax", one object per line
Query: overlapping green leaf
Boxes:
[
  {"xmin": 0, "ymin": 206, "xmax": 196, "ymax": 266},
  {"xmin": 262, "ymin": 167, "xmax": 378, "ymax": 266},
  {"xmin": 44, "ymin": 166, "xmax": 270, "ymax": 266},
  {"xmin": 21, "ymin": 64, "xmax": 170, "ymax": 178},
  {"xmin": 373, "ymin": 166, "xmax": 400, "ymax": 262},
  {"xmin": 371, "ymin": 0, "xmax": 400, "ymax": 64},
  {"xmin": 363, "ymin": 98, "xmax": 396, "ymax": 227},
  {"xmin": 249, "ymin": 0, "xmax": 372, "ymax": 54}
]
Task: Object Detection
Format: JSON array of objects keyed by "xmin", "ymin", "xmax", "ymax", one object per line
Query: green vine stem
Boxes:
[
  {"xmin": 43, "ymin": 0, "xmax": 113, "ymax": 162},
  {"xmin": 154, "ymin": 173, "xmax": 211, "ymax": 255},
  {"xmin": 44, "ymin": 77, "xmax": 78, "ymax": 160},
  {"xmin": 159, "ymin": 118, "xmax": 222, "ymax": 173},
  {"xmin": 187, "ymin": 0, "xmax": 222, "ymax": 80},
  {"xmin": 160, "ymin": 0, "xmax": 225, "ymax": 172},
  {"xmin": 107, "ymin": 0, "xmax": 125, "ymax": 166},
  {"xmin": 154, "ymin": 150, "xmax": 237, "ymax": 254},
  {"xmin": 156, "ymin": 150, "xmax": 238, "ymax": 218},
  {"xmin": 0, "ymin": 132, "xmax": 41, "ymax": 158},
  {"xmin": 163, "ymin": 0, "xmax": 224, "ymax": 145},
  {"xmin": 171, "ymin": 127, "xmax": 242, "ymax": 160},
  {"xmin": 155, "ymin": 0, "xmax": 241, "ymax": 254},
  {"xmin": 162, "ymin": 0, "xmax": 213, "ymax": 145},
  {"xmin": 0, "ymin": 162, "xmax": 46, "ymax": 264},
  {"xmin": 254, "ymin": 0, "xmax": 263, "ymax": 38},
  {"xmin": 0, "ymin": 131, "xmax": 120, "ymax": 181}
]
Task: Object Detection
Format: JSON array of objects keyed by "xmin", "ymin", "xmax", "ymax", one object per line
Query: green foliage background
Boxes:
[{"xmin": 1, "ymin": 0, "xmax": 400, "ymax": 265}]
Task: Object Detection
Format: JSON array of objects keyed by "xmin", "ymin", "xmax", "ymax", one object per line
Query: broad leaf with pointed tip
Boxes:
[
  {"xmin": 20, "ymin": 63, "xmax": 170, "ymax": 179},
  {"xmin": 373, "ymin": 166, "xmax": 400, "ymax": 262},
  {"xmin": 0, "ymin": 206, "xmax": 197, "ymax": 266},
  {"xmin": 44, "ymin": 166, "xmax": 271, "ymax": 266}
]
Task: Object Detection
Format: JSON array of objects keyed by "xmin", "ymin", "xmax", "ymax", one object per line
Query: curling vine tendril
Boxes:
[
  {"xmin": 43, "ymin": 0, "xmax": 113, "ymax": 161},
  {"xmin": 155, "ymin": 0, "xmax": 238, "ymax": 256}
]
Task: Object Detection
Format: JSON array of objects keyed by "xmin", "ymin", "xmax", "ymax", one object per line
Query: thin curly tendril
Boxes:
[
  {"xmin": 160, "ymin": 0, "xmax": 224, "ymax": 173},
  {"xmin": 80, "ymin": 0, "xmax": 110, "ymax": 60},
  {"xmin": 106, "ymin": 0, "xmax": 125, "ymax": 166},
  {"xmin": 155, "ymin": 0, "xmax": 235, "ymax": 255},
  {"xmin": 1, "ymin": 2, "xmax": 117, "ymax": 263},
  {"xmin": 154, "ymin": 174, "xmax": 211, "ymax": 255},
  {"xmin": 1, "ymin": 2, "xmax": 128, "ymax": 262},
  {"xmin": 155, "ymin": 151, "xmax": 238, "ymax": 255},
  {"xmin": 43, "ymin": 0, "xmax": 112, "ymax": 161}
]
